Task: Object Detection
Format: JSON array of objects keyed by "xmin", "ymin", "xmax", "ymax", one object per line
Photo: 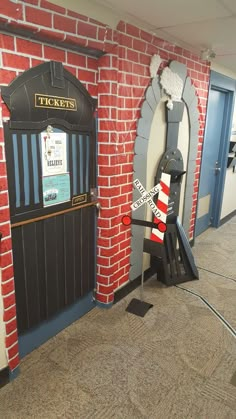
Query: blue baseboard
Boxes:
[
  {"xmin": 9, "ymin": 366, "xmax": 20, "ymax": 381},
  {"xmin": 19, "ymin": 292, "xmax": 95, "ymax": 359},
  {"xmin": 95, "ymin": 300, "xmax": 113, "ymax": 309}
]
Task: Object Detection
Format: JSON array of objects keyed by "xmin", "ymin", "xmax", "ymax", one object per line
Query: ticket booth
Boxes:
[{"xmin": 2, "ymin": 61, "xmax": 97, "ymax": 356}]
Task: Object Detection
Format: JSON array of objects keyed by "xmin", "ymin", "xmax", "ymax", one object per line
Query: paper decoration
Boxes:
[
  {"xmin": 42, "ymin": 174, "xmax": 70, "ymax": 207},
  {"xmin": 41, "ymin": 130, "xmax": 70, "ymax": 207},
  {"xmin": 150, "ymin": 54, "xmax": 162, "ymax": 78},
  {"xmin": 160, "ymin": 67, "xmax": 183, "ymax": 110},
  {"xmin": 150, "ymin": 172, "xmax": 171, "ymax": 243},
  {"xmin": 41, "ymin": 132, "xmax": 67, "ymax": 176}
]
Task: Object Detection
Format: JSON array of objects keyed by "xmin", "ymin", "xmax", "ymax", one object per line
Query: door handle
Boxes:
[
  {"xmin": 215, "ymin": 161, "xmax": 221, "ymax": 175},
  {"xmin": 95, "ymin": 202, "xmax": 101, "ymax": 212}
]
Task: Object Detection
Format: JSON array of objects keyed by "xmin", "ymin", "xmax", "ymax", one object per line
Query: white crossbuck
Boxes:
[{"xmin": 131, "ymin": 179, "xmax": 162, "ymax": 218}]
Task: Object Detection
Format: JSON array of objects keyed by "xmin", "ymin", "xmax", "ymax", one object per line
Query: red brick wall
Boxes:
[
  {"xmin": 96, "ymin": 22, "xmax": 210, "ymax": 302},
  {"xmin": 0, "ymin": 0, "xmax": 115, "ymax": 54},
  {"xmin": 0, "ymin": 0, "xmax": 211, "ymax": 369}
]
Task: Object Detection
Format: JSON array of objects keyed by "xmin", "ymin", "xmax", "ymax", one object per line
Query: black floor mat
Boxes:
[{"xmin": 126, "ymin": 298, "xmax": 153, "ymax": 317}]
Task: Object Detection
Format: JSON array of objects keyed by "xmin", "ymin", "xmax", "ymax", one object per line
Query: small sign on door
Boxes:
[
  {"xmin": 41, "ymin": 131, "xmax": 67, "ymax": 176},
  {"xmin": 43, "ymin": 173, "xmax": 70, "ymax": 207},
  {"xmin": 41, "ymin": 130, "xmax": 70, "ymax": 207}
]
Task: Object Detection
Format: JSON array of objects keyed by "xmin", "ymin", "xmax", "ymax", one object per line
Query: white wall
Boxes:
[
  {"xmin": 211, "ymin": 63, "xmax": 236, "ymax": 220},
  {"xmin": 220, "ymin": 107, "xmax": 236, "ymax": 219},
  {"xmin": 211, "ymin": 62, "xmax": 236, "ymax": 80},
  {"xmin": 0, "ymin": 269, "xmax": 8, "ymax": 370}
]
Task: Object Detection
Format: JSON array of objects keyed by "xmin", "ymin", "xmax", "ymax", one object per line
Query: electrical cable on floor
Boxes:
[
  {"xmin": 175, "ymin": 284, "xmax": 236, "ymax": 338},
  {"xmin": 197, "ymin": 266, "xmax": 236, "ymax": 284}
]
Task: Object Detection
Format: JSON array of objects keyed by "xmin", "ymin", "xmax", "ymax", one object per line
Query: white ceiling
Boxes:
[{"xmin": 51, "ymin": 0, "xmax": 236, "ymax": 73}]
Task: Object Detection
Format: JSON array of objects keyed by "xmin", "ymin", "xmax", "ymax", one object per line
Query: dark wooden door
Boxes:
[
  {"xmin": 2, "ymin": 62, "xmax": 97, "ymax": 337},
  {"xmin": 11, "ymin": 206, "xmax": 96, "ymax": 334},
  {"xmin": 5, "ymin": 127, "xmax": 97, "ymax": 335}
]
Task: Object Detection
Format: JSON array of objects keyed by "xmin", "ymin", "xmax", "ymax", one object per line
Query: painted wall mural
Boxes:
[
  {"xmin": 130, "ymin": 60, "xmax": 199, "ymax": 281},
  {"xmin": 0, "ymin": 1, "xmax": 211, "ymax": 374}
]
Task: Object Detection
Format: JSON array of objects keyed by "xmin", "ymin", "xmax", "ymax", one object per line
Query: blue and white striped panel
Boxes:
[
  {"xmin": 22, "ymin": 134, "xmax": 30, "ymax": 206},
  {"xmin": 31, "ymin": 134, "xmax": 40, "ymax": 204}
]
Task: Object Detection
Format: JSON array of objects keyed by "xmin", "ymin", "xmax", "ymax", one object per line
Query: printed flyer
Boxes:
[
  {"xmin": 42, "ymin": 173, "xmax": 70, "ymax": 207},
  {"xmin": 41, "ymin": 131, "xmax": 71, "ymax": 207},
  {"xmin": 41, "ymin": 132, "xmax": 67, "ymax": 176}
]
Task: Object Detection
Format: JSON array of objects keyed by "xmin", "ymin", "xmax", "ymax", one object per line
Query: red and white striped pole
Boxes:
[{"xmin": 150, "ymin": 172, "xmax": 170, "ymax": 243}]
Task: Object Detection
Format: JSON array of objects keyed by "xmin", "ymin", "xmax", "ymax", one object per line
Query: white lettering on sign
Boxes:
[{"xmin": 131, "ymin": 179, "xmax": 162, "ymax": 218}]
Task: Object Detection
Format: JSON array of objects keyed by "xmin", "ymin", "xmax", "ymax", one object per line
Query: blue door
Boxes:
[{"xmin": 195, "ymin": 88, "xmax": 227, "ymax": 236}]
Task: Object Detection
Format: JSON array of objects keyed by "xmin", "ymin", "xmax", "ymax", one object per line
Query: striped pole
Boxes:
[{"xmin": 150, "ymin": 172, "xmax": 170, "ymax": 243}]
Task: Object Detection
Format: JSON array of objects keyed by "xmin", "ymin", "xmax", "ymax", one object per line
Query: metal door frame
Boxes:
[{"xmin": 196, "ymin": 71, "xmax": 235, "ymax": 235}]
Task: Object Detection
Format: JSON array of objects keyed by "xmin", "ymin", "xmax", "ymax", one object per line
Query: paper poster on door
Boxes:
[
  {"xmin": 43, "ymin": 174, "xmax": 70, "ymax": 207},
  {"xmin": 41, "ymin": 132, "xmax": 67, "ymax": 176}
]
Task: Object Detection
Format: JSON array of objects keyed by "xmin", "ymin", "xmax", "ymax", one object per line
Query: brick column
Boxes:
[{"xmin": 96, "ymin": 50, "xmax": 120, "ymax": 305}]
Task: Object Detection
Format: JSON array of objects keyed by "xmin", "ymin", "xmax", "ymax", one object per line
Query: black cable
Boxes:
[
  {"xmin": 197, "ymin": 266, "xmax": 236, "ymax": 283},
  {"xmin": 175, "ymin": 284, "xmax": 236, "ymax": 337}
]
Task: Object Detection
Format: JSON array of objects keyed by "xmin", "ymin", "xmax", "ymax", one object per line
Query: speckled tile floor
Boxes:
[{"xmin": 0, "ymin": 217, "xmax": 236, "ymax": 418}]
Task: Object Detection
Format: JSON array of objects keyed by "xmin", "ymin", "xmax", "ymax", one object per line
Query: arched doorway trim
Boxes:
[{"xmin": 130, "ymin": 61, "xmax": 199, "ymax": 280}]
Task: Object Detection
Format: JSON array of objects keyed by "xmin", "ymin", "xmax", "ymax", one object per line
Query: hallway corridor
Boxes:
[{"xmin": 0, "ymin": 218, "xmax": 236, "ymax": 418}]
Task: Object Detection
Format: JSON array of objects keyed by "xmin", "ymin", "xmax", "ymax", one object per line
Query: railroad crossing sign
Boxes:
[
  {"xmin": 131, "ymin": 173, "xmax": 171, "ymax": 243},
  {"xmin": 131, "ymin": 179, "xmax": 162, "ymax": 218}
]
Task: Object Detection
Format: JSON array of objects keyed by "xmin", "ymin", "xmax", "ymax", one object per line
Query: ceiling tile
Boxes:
[
  {"xmin": 220, "ymin": 0, "xmax": 236, "ymax": 14},
  {"xmin": 214, "ymin": 54, "xmax": 236, "ymax": 72},
  {"xmin": 161, "ymin": 16, "xmax": 236, "ymax": 54},
  {"xmin": 96, "ymin": 0, "xmax": 231, "ymax": 27}
]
